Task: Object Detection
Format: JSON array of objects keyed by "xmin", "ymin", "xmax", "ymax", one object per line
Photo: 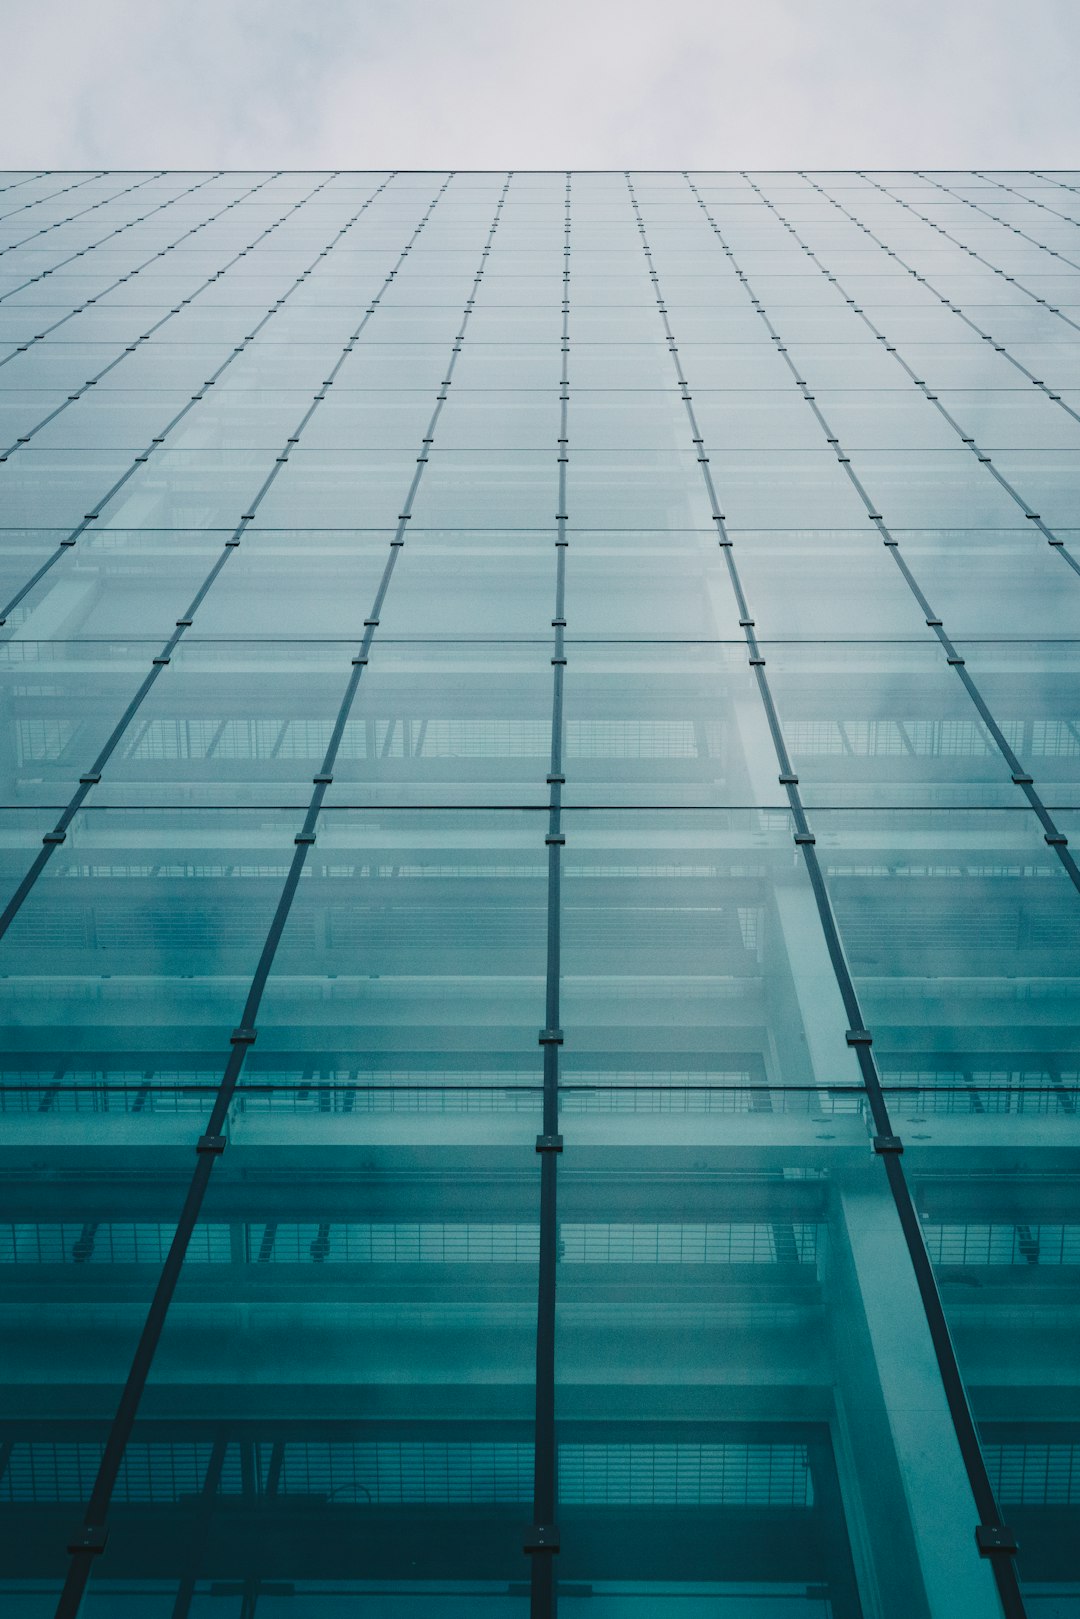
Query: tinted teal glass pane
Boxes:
[
  {"xmin": 956, "ymin": 643, "xmax": 1080, "ymax": 792},
  {"xmin": 257, "ymin": 808, "xmax": 549, "ymax": 1069},
  {"xmin": 10, "ymin": 531, "xmax": 230, "ymax": 639},
  {"xmin": 934, "ymin": 389, "xmax": 1080, "ymax": 449},
  {"xmin": 807, "ymin": 391, "xmax": 960, "ymax": 449},
  {"xmin": 567, "ymin": 531, "xmax": 742, "ymax": 637},
  {"xmin": 0, "ymin": 805, "xmax": 313, "ymax": 1057},
  {"xmin": 558, "ymin": 808, "xmax": 863, "ymax": 1091},
  {"xmin": 709, "ymin": 452, "xmax": 873, "ymax": 527},
  {"xmin": 378, "ymin": 533, "xmax": 554, "ymax": 636},
  {"xmin": 0, "ymin": 450, "xmax": 136, "ymax": 526},
  {"xmin": 561, "ymin": 644, "xmax": 776, "ymax": 805},
  {"xmin": 841, "ymin": 450, "xmax": 1025, "ymax": 527},
  {"xmin": 20, "ymin": 394, "xmax": 197, "ymax": 450},
  {"xmin": 732, "ymin": 530, "xmax": 927, "ymax": 637},
  {"xmin": 815, "ymin": 807, "xmax": 1079, "ymax": 1075},
  {"xmin": 764, "ymin": 643, "xmax": 1032, "ymax": 806},
  {"xmin": 188, "ymin": 532, "xmax": 394, "ymax": 639},
  {"xmin": 895, "ymin": 530, "xmax": 1080, "ymax": 637},
  {"xmin": 0, "ymin": 640, "xmax": 154, "ymax": 801},
  {"xmin": 691, "ymin": 392, "xmax": 837, "ymax": 449}
]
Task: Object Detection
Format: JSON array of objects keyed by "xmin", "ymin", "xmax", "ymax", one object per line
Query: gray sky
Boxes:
[{"xmin": 4, "ymin": 0, "xmax": 1079, "ymax": 170}]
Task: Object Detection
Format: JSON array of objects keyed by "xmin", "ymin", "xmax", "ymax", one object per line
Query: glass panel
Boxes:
[
  {"xmin": 813, "ymin": 806, "xmax": 1079, "ymax": 1083},
  {"xmin": 0, "ymin": 806, "xmax": 308, "ymax": 1058},
  {"xmin": 763, "ymin": 642, "xmax": 1029, "ymax": 806}
]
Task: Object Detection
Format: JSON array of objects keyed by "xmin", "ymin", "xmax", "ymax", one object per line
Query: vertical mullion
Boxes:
[
  {"xmin": 168, "ymin": 1429, "xmax": 229, "ymax": 1619},
  {"xmin": 529, "ymin": 169, "xmax": 572, "ymax": 1619}
]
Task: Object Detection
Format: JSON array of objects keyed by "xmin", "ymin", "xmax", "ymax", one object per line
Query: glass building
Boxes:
[{"xmin": 0, "ymin": 167, "xmax": 1077, "ymax": 1619}]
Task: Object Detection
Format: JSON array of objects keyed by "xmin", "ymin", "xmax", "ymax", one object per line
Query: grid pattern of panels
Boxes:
[{"xmin": 0, "ymin": 170, "xmax": 1078, "ymax": 1619}]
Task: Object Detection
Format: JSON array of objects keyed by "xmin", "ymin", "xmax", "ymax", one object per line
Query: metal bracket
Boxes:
[
  {"xmin": 976, "ymin": 1524, "xmax": 1018, "ymax": 1556},
  {"xmin": 197, "ymin": 1134, "xmax": 227, "ymax": 1155},
  {"xmin": 67, "ymin": 1525, "xmax": 108, "ymax": 1555},
  {"xmin": 873, "ymin": 1134, "xmax": 904, "ymax": 1155},
  {"xmin": 536, "ymin": 1134, "xmax": 564, "ymax": 1154},
  {"xmin": 524, "ymin": 1524, "xmax": 560, "ymax": 1553}
]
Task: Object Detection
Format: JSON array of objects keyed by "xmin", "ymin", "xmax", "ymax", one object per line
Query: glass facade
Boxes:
[{"xmin": 0, "ymin": 167, "xmax": 1077, "ymax": 1619}]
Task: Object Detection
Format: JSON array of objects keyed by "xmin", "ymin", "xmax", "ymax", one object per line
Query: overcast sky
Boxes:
[{"xmin": 4, "ymin": 0, "xmax": 1079, "ymax": 171}]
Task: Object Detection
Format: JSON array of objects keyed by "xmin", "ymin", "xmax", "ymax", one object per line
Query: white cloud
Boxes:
[{"xmin": 4, "ymin": 0, "xmax": 1079, "ymax": 168}]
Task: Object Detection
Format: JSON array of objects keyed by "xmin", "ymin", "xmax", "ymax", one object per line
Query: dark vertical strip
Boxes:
[
  {"xmin": 168, "ymin": 1429, "xmax": 229, "ymax": 1619},
  {"xmin": 626, "ymin": 171, "xmax": 1027, "ymax": 1619},
  {"xmin": 528, "ymin": 170, "xmax": 572, "ymax": 1619}
]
